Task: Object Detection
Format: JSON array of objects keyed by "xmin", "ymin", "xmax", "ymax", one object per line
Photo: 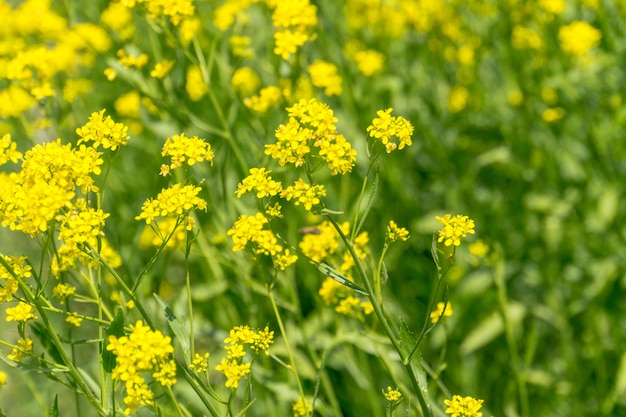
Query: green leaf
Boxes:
[
  {"xmin": 316, "ymin": 262, "xmax": 367, "ymax": 295},
  {"xmin": 153, "ymin": 293, "xmax": 191, "ymax": 362},
  {"xmin": 398, "ymin": 317, "xmax": 416, "ymax": 360},
  {"xmin": 30, "ymin": 322, "xmax": 63, "ymax": 364},
  {"xmin": 48, "ymin": 395, "xmax": 58, "ymax": 417},
  {"xmin": 102, "ymin": 308, "xmax": 125, "ymax": 373}
]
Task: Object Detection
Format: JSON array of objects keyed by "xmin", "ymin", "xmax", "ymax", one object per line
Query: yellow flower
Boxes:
[
  {"xmin": 281, "ymin": 179, "xmax": 327, "ymax": 211},
  {"xmin": 367, "ymin": 108, "xmax": 414, "ymax": 153},
  {"xmin": 292, "ymin": 397, "xmax": 313, "ymax": 416},
  {"xmin": 6, "ymin": 302, "xmax": 37, "ymax": 323},
  {"xmin": 231, "ymin": 67, "xmax": 261, "ymax": 96},
  {"xmin": 430, "ymin": 301, "xmax": 453, "ymax": 323},
  {"xmin": 227, "ymin": 212, "xmax": 283, "ymax": 255},
  {"xmin": 559, "ymin": 21, "xmax": 601, "ymax": 57},
  {"xmin": 135, "ymin": 183, "xmax": 207, "ymax": 227},
  {"xmin": 448, "ymin": 86, "xmax": 469, "ymax": 113},
  {"xmin": 270, "ymin": 0, "xmax": 317, "ymax": 60},
  {"xmin": 542, "ymin": 107, "xmax": 565, "ymax": 122},
  {"xmin": 161, "ymin": 133, "xmax": 214, "ymax": 171},
  {"xmin": 189, "ymin": 352, "xmax": 210, "ymax": 373},
  {"xmin": 76, "ymin": 109, "xmax": 130, "ymax": 151},
  {"xmin": 435, "ymin": 214, "xmax": 475, "ymax": 247},
  {"xmin": 66, "ymin": 315, "xmax": 83, "ymax": 327},
  {"xmin": 387, "ymin": 221, "xmax": 410, "ymax": 242},
  {"xmin": 244, "ymin": 86, "xmax": 283, "ymax": 112},
  {"xmin": 150, "ymin": 59, "xmax": 175, "ymax": 79},
  {"xmin": 539, "ymin": 0, "xmax": 565, "ymax": 15},
  {"xmin": 354, "ymin": 49, "xmax": 384, "ymax": 77},
  {"xmin": 308, "ymin": 60, "xmax": 342, "ymax": 96},
  {"xmin": 186, "ymin": 65, "xmax": 208, "ymax": 101},
  {"xmin": 0, "ymin": 134, "xmax": 22, "ymax": 166},
  {"xmin": 444, "ymin": 395, "xmax": 484, "ymax": 417},
  {"xmin": 383, "ymin": 386, "xmax": 402, "ymax": 402},
  {"xmin": 7, "ymin": 338, "xmax": 33, "ymax": 363},
  {"xmin": 0, "ymin": 370, "xmax": 7, "ymax": 387},
  {"xmin": 52, "ymin": 283, "xmax": 77, "ymax": 302}
]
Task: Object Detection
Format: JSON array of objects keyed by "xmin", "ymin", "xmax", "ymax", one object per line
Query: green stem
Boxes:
[
  {"xmin": 267, "ymin": 286, "xmax": 310, "ymax": 417},
  {"xmin": 323, "ymin": 215, "xmax": 433, "ymax": 417},
  {"xmin": 0, "ymin": 258, "xmax": 107, "ymax": 415}
]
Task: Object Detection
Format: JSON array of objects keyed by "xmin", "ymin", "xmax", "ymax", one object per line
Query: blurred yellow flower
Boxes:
[
  {"xmin": 448, "ymin": 86, "xmax": 469, "ymax": 113},
  {"xmin": 559, "ymin": 21, "xmax": 601, "ymax": 57},
  {"xmin": 186, "ymin": 66, "xmax": 208, "ymax": 101},
  {"xmin": 542, "ymin": 107, "xmax": 565, "ymax": 122}
]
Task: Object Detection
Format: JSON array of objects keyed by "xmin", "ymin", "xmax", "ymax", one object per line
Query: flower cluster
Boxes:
[
  {"xmin": 106, "ymin": 320, "xmax": 177, "ymax": 415},
  {"xmin": 444, "ymin": 395, "xmax": 484, "ymax": 417},
  {"xmin": 236, "ymin": 168, "xmax": 283, "ymax": 199},
  {"xmin": 270, "ymin": 0, "xmax": 318, "ymax": 59},
  {"xmin": 0, "ymin": 137, "xmax": 104, "ymax": 236},
  {"xmin": 559, "ymin": 20, "xmax": 602, "ymax": 57},
  {"xmin": 135, "ymin": 183, "xmax": 207, "ymax": 228},
  {"xmin": 243, "ymin": 86, "xmax": 283, "ymax": 112},
  {"xmin": 215, "ymin": 325, "xmax": 274, "ymax": 389},
  {"xmin": 186, "ymin": 66, "xmax": 208, "ymax": 101},
  {"xmin": 0, "ymin": 2, "xmax": 110, "ymax": 117},
  {"xmin": 299, "ymin": 221, "xmax": 342, "ymax": 262},
  {"xmin": 76, "ymin": 109, "xmax": 131, "ymax": 151},
  {"xmin": 265, "ymin": 98, "xmax": 356, "ymax": 175},
  {"xmin": 353, "ymin": 49, "xmax": 385, "ymax": 77},
  {"xmin": 160, "ymin": 133, "xmax": 214, "ymax": 175},
  {"xmin": 5, "ymin": 302, "xmax": 37, "ymax": 323},
  {"xmin": 52, "ymin": 283, "xmax": 77, "ymax": 302},
  {"xmin": 7, "ymin": 338, "xmax": 33, "ymax": 363},
  {"xmin": 227, "ymin": 213, "xmax": 296, "ymax": 270},
  {"xmin": 119, "ymin": 0, "xmax": 195, "ymax": 26},
  {"xmin": 0, "ymin": 134, "xmax": 22, "ymax": 166},
  {"xmin": 292, "ymin": 396, "xmax": 313, "ymax": 416},
  {"xmin": 189, "ymin": 352, "xmax": 210, "ymax": 373},
  {"xmin": 386, "ymin": 221, "xmax": 410, "ymax": 242},
  {"xmin": 308, "ymin": 60, "xmax": 342, "ymax": 96},
  {"xmin": 280, "ymin": 179, "xmax": 327, "ymax": 211},
  {"xmin": 0, "ymin": 255, "xmax": 32, "ymax": 303},
  {"xmin": 435, "ymin": 214, "xmax": 475, "ymax": 247},
  {"xmin": 367, "ymin": 108, "xmax": 414, "ymax": 153},
  {"xmin": 430, "ymin": 301, "xmax": 453, "ymax": 323},
  {"xmin": 383, "ymin": 386, "xmax": 402, "ymax": 402}
]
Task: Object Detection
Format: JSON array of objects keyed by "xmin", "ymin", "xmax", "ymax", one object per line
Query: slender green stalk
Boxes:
[
  {"xmin": 0, "ymin": 258, "xmax": 107, "ymax": 416},
  {"xmin": 267, "ymin": 286, "xmax": 310, "ymax": 417},
  {"xmin": 323, "ymin": 215, "xmax": 433, "ymax": 417}
]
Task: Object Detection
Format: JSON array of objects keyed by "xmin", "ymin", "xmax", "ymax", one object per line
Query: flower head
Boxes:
[
  {"xmin": 430, "ymin": 301, "xmax": 453, "ymax": 323},
  {"xmin": 76, "ymin": 109, "xmax": 130, "ymax": 151},
  {"xmin": 387, "ymin": 221, "xmax": 410, "ymax": 242},
  {"xmin": 6, "ymin": 302, "xmax": 37, "ymax": 323},
  {"xmin": 367, "ymin": 108, "xmax": 414, "ymax": 153},
  {"xmin": 161, "ymin": 133, "xmax": 214, "ymax": 173},
  {"xmin": 444, "ymin": 395, "xmax": 484, "ymax": 417},
  {"xmin": 280, "ymin": 179, "xmax": 326, "ymax": 211},
  {"xmin": 383, "ymin": 386, "xmax": 402, "ymax": 402},
  {"xmin": 106, "ymin": 320, "xmax": 177, "ymax": 414},
  {"xmin": 435, "ymin": 214, "xmax": 475, "ymax": 247},
  {"xmin": 559, "ymin": 21, "xmax": 601, "ymax": 57}
]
